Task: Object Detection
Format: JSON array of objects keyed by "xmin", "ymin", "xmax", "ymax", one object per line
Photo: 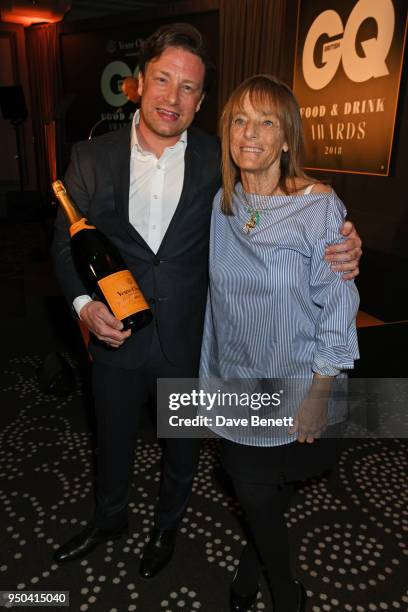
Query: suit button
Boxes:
[
  {"xmin": 148, "ymin": 298, "xmax": 156, "ymax": 305},
  {"xmin": 153, "ymin": 258, "xmax": 160, "ymax": 266}
]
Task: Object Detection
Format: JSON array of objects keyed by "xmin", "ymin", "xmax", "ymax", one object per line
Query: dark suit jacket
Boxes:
[{"xmin": 52, "ymin": 124, "xmax": 221, "ymax": 372}]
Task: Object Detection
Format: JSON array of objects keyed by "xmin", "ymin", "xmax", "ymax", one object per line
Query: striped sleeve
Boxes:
[{"xmin": 309, "ymin": 193, "xmax": 360, "ymax": 375}]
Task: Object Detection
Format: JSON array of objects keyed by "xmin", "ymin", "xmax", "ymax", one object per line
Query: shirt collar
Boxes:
[{"xmin": 130, "ymin": 109, "xmax": 187, "ymax": 156}]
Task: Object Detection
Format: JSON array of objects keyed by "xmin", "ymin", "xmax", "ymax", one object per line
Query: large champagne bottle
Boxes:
[{"xmin": 52, "ymin": 180, "xmax": 152, "ymax": 332}]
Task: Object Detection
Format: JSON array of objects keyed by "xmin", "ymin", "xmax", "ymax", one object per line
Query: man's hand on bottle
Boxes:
[{"xmin": 80, "ymin": 301, "xmax": 131, "ymax": 348}]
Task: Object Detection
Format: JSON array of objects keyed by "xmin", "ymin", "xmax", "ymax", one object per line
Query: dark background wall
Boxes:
[
  {"xmin": 281, "ymin": 0, "xmax": 408, "ymax": 321},
  {"xmin": 0, "ymin": 0, "xmax": 407, "ymax": 321},
  {"xmin": 0, "ymin": 22, "xmax": 36, "ymax": 197}
]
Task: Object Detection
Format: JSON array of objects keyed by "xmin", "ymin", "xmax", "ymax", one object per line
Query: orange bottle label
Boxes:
[
  {"xmin": 70, "ymin": 218, "xmax": 96, "ymax": 237},
  {"xmin": 97, "ymin": 270, "xmax": 149, "ymax": 320}
]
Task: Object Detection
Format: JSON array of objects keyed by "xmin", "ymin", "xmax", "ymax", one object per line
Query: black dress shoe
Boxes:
[
  {"xmin": 271, "ymin": 579, "xmax": 308, "ymax": 612},
  {"xmin": 139, "ymin": 528, "xmax": 177, "ymax": 580},
  {"xmin": 229, "ymin": 585, "xmax": 258, "ymax": 611},
  {"xmin": 229, "ymin": 571, "xmax": 259, "ymax": 612},
  {"xmin": 294, "ymin": 580, "xmax": 307, "ymax": 612},
  {"xmin": 53, "ymin": 523, "xmax": 127, "ymax": 563}
]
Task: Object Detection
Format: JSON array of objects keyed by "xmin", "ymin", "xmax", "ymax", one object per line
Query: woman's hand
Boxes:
[
  {"xmin": 288, "ymin": 374, "xmax": 334, "ymax": 443},
  {"xmin": 288, "ymin": 397, "xmax": 328, "ymax": 443}
]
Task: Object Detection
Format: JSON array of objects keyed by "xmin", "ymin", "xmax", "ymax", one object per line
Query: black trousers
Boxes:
[
  {"xmin": 231, "ymin": 477, "xmax": 295, "ymax": 610},
  {"xmin": 91, "ymin": 330, "xmax": 201, "ymax": 530},
  {"xmin": 223, "ymin": 436, "xmax": 342, "ymax": 610}
]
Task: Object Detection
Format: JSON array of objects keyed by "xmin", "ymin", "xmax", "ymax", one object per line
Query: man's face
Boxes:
[{"xmin": 138, "ymin": 46, "xmax": 205, "ymax": 147}]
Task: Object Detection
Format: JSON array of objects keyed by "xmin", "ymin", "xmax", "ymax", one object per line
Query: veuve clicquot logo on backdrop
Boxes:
[{"xmin": 52, "ymin": 180, "xmax": 152, "ymax": 332}]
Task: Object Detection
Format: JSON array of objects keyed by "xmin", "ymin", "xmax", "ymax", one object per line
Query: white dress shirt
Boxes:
[
  {"xmin": 73, "ymin": 110, "xmax": 187, "ymax": 317},
  {"xmin": 129, "ymin": 109, "xmax": 186, "ymax": 252}
]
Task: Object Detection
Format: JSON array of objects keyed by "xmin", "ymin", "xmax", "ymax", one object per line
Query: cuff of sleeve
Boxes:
[
  {"xmin": 73, "ymin": 295, "xmax": 93, "ymax": 319},
  {"xmin": 312, "ymin": 355, "xmax": 341, "ymax": 377}
]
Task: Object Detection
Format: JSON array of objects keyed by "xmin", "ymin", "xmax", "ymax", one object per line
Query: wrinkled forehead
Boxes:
[{"xmin": 231, "ymin": 90, "xmax": 281, "ymax": 118}]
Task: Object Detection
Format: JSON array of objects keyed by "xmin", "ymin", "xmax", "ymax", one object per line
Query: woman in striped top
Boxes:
[{"xmin": 199, "ymin": 75, "xmax": 359, "ymax": 611}]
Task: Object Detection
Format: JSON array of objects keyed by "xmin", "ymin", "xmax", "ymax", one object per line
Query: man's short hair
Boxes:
[{"xmin": 138, "ymin": 22, "xmax": 215, "ymax": 93}]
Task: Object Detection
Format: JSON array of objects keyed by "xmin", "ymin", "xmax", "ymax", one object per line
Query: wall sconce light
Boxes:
[{"xmin": 0, "ymin": 0, "xmax": 72, "ymax": 26}]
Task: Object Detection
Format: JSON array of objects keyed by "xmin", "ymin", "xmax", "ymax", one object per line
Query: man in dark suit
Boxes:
[{"xmin": 51, "ymin": 23, "xmax": 362, "ymax": 578}]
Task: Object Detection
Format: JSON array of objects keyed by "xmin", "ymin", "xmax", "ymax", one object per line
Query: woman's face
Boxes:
[{"xmin": 229, "ymin": 94, "xmax": 288, "ymax": 178}]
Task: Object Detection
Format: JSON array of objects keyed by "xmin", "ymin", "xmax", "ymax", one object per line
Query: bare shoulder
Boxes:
[
  {"xmin": 288, "ymin": 178, "xmax": 332, "ymax": 194},
  {"xmin": 309, "ymin": 182, "xmax": 332, "ymax": 194}
]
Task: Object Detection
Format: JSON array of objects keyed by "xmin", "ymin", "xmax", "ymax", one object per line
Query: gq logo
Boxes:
[
  {"xmin": 302, "ymin": 0, "xmax": 395, "ymax": 90},
  {"xmin": 101, "ymin": 61, "xmax": 139, "ymax": 107}
]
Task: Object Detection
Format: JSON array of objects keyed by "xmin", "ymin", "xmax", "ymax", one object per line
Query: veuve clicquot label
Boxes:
[{"xmin": 98, "ymin": 270, "xmax": 149, "ymax": 319}]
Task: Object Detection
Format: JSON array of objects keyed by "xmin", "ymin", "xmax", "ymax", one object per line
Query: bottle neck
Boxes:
[
  {"xmin": 52, "ymin": 180, "xmax": 85, "ymax": 226},
  {"xmin": 69, "ymin": 218, "xmax": 96, "ymax": 238}
]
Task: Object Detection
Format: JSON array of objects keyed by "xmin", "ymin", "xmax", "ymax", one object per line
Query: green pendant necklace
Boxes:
[
  {"xmin": 241, "ymin": 186, "xmax": 277, "ymax": 235},
  {"xmin": 243, "ymin": 207, "xmax": 260, "ymax": 234}
]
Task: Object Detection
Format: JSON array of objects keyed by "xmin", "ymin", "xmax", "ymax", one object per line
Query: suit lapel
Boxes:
[
  {"xmin": 108, "ymin": 125, "xmax": 152, "ymax": 252},
  {"xmin": 157, "ymin": 131, "xmax": 201, "ymax": 254}
]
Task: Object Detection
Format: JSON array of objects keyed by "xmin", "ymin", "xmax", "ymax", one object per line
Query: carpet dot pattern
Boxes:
[{"xmin": 1, "ymin": 354, "xmax": 407, "ymax": 611}]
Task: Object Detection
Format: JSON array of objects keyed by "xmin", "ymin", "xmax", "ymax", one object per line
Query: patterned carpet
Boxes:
[{"xmin": 0, "ymin": 353, "xmax": 407, "ymax": 612}]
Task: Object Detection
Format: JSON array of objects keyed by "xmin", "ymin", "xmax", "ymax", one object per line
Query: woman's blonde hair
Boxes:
[{"xmin": 220, "ymin": 74, "xmax": 309, "ymax": 214}]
